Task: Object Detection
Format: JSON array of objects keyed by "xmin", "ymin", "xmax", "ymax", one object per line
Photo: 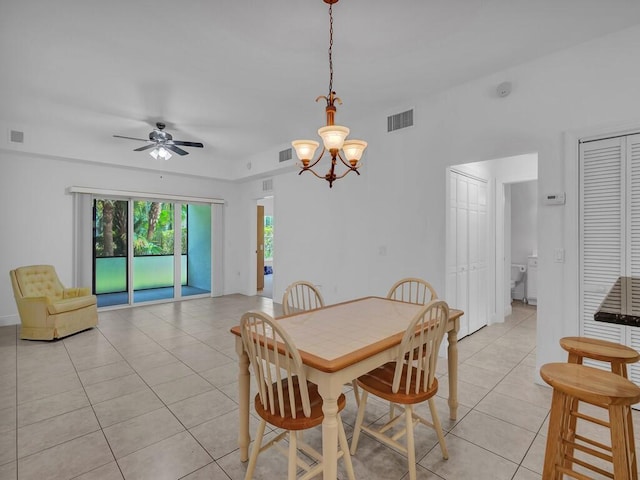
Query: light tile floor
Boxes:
[{"xmin": 0, "ymin": 296, "xmax": 633, "ymax": 479}]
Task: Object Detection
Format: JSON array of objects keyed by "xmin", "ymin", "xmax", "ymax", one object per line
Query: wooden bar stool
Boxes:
[
  {"xmin": 540, "ymin": 362, "xmax": 640, "ymax": 480},
  {"xmin": 560, "ymin": 337, "xmax": 640, "ymax": 378}
]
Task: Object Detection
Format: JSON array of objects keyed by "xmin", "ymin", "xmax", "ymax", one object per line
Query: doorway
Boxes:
[
  {"xmin": 445, "ymin": 153, "xmax": 538, "ymax": 333},
  {"xmin": 257, "ymin": 197, "xmax": 274, "ymax": 299}
]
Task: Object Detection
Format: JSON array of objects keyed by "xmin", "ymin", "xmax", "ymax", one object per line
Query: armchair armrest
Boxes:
[
  {"xmin": 48, "ymin": 295, "xmax": 96, "ymax": 314},
  {"xmin": 63, "ymin": 287, "xmax": 92, "ymax": 298},
  {"xmin": 16, "ymin": 296, "xmax": 51, "ymax": 328}
]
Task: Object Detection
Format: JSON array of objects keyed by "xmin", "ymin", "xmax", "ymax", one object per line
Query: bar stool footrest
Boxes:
[
  {"xmin": 572, "ymin": 434, "xmax": 613, "ymax": 456},
  {"xmin": 558, "ymin": 462, "xmax": 614, "ymax": 480}
]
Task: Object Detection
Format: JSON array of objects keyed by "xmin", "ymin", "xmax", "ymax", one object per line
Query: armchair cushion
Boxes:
[{"xmin": 10, "ymin": 265, "xmax": 98, "ymax": 340}]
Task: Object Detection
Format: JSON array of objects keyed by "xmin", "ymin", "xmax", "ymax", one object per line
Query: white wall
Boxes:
[
  {"xmin": 0, "ymin": 151, "xmax": 244, "ymax": 325},
  {"xmin": 239, "ymin": 25, "xmax": 640, "ymax": 377}
]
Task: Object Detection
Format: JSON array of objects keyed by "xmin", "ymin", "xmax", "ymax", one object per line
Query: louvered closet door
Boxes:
[
  {"xmin": 579, "ymin": 137, "xmax": 625, "ymax": 348},
  {"xmin": 626, "ymin": 134, "xmax": 640, "ymax": 385}
]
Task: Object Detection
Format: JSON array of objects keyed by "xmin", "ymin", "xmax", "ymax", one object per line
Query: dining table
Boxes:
[{"xmin": 230, "ymin": 296, "xmax": 463, "ymax": 480}]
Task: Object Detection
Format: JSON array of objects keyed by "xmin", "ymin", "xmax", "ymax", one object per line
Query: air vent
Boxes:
[
  {"xmin": 387, "ymin": 109, "xmax": 414, "ymax": 132},
  {"xmin": 10, "ymin": 130, "xmax": 24, "ymax": 143},
  {"xmin": 279, "ymin": 148, "xmax": 292, "ymax": 163},
  {"xmin": 262, "ymin": 179, "xmax": 273, "ymax": 192}
]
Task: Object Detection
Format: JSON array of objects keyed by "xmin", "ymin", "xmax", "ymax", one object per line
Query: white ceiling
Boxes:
[{"xmin": 2, "ymin": 0, "xmax": 640, "ymax": 179}]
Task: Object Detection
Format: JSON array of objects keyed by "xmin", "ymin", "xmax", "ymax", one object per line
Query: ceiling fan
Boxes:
[{"xmin": 113, "ymin": 122, "xmax": 204, "ymax": 160}]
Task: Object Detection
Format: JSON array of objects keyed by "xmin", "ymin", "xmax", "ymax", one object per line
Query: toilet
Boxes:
[{"xmin": 510, "ymin": 264, "xmax": 527, "ymax": 289}]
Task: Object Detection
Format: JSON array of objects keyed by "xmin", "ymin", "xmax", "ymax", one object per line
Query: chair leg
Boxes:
[
  {"xmin": 350, "ymin": 390, "xmax": 369, "ymax": 455},
  {"xmin": 338, "ymin": 416, "xmax": 356, "ymax": 480},
  {"xmin": 405, "ymin": 405, "xmax": 417, "ymax": 480},
  {"xmin": 352, "ymin": 380, "xmax": 360, "ymax": 407},
  {"xmin": 244, "ymin": 419, "xmax": 267, "ymax": 480},
  {"xmin": 428, "ymin": 397, "xmax": 448, "ymax": 459},
  {"xmin": 288, "ymin": 429, "xmax": 298, "ymax": 480}
]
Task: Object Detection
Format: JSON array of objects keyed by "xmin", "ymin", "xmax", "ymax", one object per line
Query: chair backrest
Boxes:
[
  {"xmin": 240, "ymin": 311, "xmax": 311, "ymax": 419},
  {"xmin": 10, "ymin": 265, "xmax": 64, "ymax": 300},
  {"xmin": 392, "ymin": 300, "xmax": 449, "ymax": 395},
  {"xmin": 282, "ymin": 281, "xmax": 325, "ymax": 316},
  {"xmin": 387, "ymin": 277, "xmax": 437, "ymax": 305}
]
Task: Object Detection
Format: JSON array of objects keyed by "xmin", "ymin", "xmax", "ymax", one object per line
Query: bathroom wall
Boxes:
[{"xmin": 511, "ymin": 180, "xmax": 538, "ymax": 299}]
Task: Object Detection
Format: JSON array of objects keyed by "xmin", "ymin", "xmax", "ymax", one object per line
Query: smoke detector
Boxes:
[{"xmin": 496, "ymin": 81, "xmax": 512, "ymax": 98}]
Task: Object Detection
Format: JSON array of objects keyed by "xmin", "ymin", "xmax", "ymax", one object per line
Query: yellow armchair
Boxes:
[{"xmin": 9, "ymin": 265, "xmax": 98, "ymax": 340}]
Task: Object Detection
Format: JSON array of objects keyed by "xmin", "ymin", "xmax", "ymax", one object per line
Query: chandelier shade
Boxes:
[
  {"xmin": 342, "ymin": 139, "xmax": 368, "ymax": 166},
  {"xmin": 291, "ymin": 0, "xmax": 367, "ymax": 188},
  {"xmin": 318, "ymin": 125, "xmax": 349, "ymax": 150},
  {"xmin": 291, "ymin": 140, "xmax": 320, "ymax": 166}
]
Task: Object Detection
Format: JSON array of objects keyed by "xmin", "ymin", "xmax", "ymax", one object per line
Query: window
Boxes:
[{"xmin": 264, "ymin": 215, "xmax": 273, "ymax": 260}]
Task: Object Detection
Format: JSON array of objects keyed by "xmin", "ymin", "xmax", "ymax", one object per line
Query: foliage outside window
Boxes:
[
  {"xmin": 133, "ymin": 201, "xmax": 184, "ymax": 255},
  {"xmin": 264, "ymin": 215, "xmax": 273, "ymax": 260},
  {"xmin": 94, "ymin": 200, "xmax": 187, "ymax": 257},
  {"xmin": 94, "ymin": 200, "xmax": 127, "ymax": 257}
]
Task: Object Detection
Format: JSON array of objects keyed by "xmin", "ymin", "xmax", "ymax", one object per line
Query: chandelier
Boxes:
[{"xmin": 291, "ymin": 0, "xmax": 367, "ymax": 188}]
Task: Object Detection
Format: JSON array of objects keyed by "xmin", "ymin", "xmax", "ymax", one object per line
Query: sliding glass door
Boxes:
[
  {"xmin": 93, "ymin": 198, "xmax": 211, "ymax": 307},
  {"xmin": 94, "ymin": 199, "xmax": 129, "ymax": 307},
  {"xmin": 132, "ymin": 200, "xmax": 176, "ymax": 303}
]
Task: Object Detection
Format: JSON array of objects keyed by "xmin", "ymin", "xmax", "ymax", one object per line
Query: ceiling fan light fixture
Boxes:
[
  {"xmin": 113, "ymin": 122, "xmax": 203, "ymax": 160},
  {"xmin": 150, "ymin": 146, "xmax": 172, "ymax": 160}
]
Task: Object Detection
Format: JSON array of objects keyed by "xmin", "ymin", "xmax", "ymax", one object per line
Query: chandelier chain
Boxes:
[{"xmin": 328, "ymin": 3, "xmax": 334, "ymax": 100}]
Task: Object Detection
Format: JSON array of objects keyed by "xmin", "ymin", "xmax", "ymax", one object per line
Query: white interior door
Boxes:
[{"xmin": 446, "ymin": 170, "xmax": 489, "ymax": 338}]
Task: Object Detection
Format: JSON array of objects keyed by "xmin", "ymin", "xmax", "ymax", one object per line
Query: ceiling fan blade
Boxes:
[
  {"xmin": 165, "ymin": 144, "xmax": 189, "ymax": 156},
  {"xmin": 133, "ymin": 144, "xmax": 156, "ymax": 152},
  {"xmin": 113, "ymin": 135, "xmax": 149, "ymax": 142},
  {"xmin": 172, "ymin": 141, "xmax": 204, "ymax": 148}
]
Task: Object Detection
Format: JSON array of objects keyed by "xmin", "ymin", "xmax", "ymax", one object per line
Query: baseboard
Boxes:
[{"xmin": 0, "ymin": 314, "xmax": 19, "ymax": 327}]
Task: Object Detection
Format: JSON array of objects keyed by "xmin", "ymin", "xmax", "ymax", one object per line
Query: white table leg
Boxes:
[
  {"xmin": 236, "ymin": 337, "xmax": 251, "ymax": 462},
  {"xmin": 318, "ymin": 379, "xmax": 341, "ymax": 480}
]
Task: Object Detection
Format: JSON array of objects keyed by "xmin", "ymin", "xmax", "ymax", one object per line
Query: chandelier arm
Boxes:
[
  {"xmin": 333, "ymin": 167, "xmax": 360, "ymax": 181},
  {"xmin": 336, "ymin": 151, "xmax": 360, "ymax": 170},
  {"xmin": 302, "ymin": 147, "xmax": 327, "ymax": 171},
  {"xmin": 298, "ymin": 167, "xmax": 327, "ymax": 180}
]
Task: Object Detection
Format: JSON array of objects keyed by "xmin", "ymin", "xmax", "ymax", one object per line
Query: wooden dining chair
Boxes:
[
  {"xmin": 350, "ymin": 300, "xmax": 450, "ymax": 480},
  {"xmin": 387, "ymin": 277, "xmax": 438, "ymax": 305},
  {"xmin": 377, "ymin": 277, "xmax": 438, "ymax": 415},
  {"xmin": 282, "ymin": 280, "xmax": 362, "ymax": 408},
  {"xmin": 240, "ymin": 311, "xmax": 355, "ymax": 480},
  {"xmin": 282, "ymin": 281, "xmax": 325, "ymax": 316}
]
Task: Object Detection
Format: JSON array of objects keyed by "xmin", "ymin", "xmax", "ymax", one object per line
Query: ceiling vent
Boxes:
[
  {"xmin": 279, "ymin": 148, "xmax": 292, "ymax": 163},
  {"xmin": 387, "ymin": 109, "xmax": 414, "ymax": 132},
  {"xmin": 262, "ymin": 179, "xmax": 273, "ymax": 192},
  {"xmin": 10, "ymin": 130, "xmax": 24, "ymax": 143}
]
